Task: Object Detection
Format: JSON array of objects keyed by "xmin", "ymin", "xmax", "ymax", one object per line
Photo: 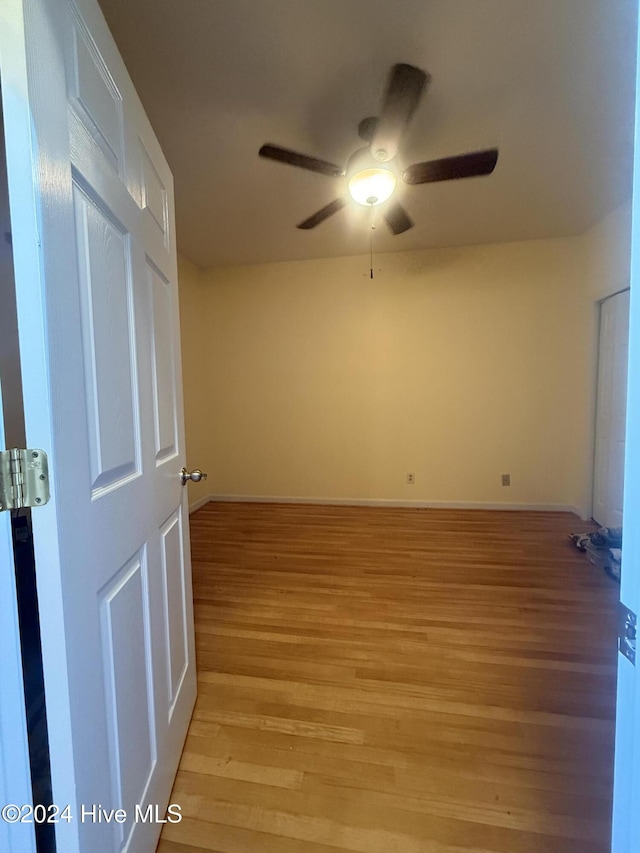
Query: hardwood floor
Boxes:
[{"xmin": 157, "ymin": 502, "xmax": 618, "ymax": 853}]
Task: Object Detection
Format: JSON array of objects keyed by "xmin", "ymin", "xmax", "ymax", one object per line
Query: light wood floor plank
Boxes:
[{"xmin": 158, "ymin": 503, "xmax": 617, "ymax": 852}]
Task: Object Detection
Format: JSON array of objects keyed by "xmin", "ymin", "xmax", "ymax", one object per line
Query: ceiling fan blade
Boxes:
[
  {"xmin": 259, "ymin": 144, "xmax": 344, "ymax": 177},
  {"xmin": 403, "ymin": 148, "xmax": 499, "ymax": 185},
  {"xmin": 384, "ymin": 201, "xmax": 414, "ymax": 235},
  {"xmin": 297, "ymin": 198, "xmax": 348, "ymax": 230},
  {"xmin": 371, "ymin": 64, "xmax": 430, "ymax": 163}
]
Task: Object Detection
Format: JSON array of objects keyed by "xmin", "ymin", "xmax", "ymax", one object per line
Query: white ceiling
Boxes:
[{"xmin": 98, "ymin": 0, "xmax": 638, "ymax": 269}]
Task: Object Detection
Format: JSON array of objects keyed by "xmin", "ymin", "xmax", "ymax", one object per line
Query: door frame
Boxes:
[
  {"xmin": 0, "ymin": 44, "xmax": 37, "ymax": 851},
  {"xmin": 0, "ymin": 379, "xmax": 36, "ymax": 853},
  {"xmin": 611, "ymin": 13, "xmax": 640, "ymax": 846},
  {"xmin": 0, "ymin": 0, "xmax": 85, "ymax": 841},
  {"xmin": 0, "ymin": 6, "xmax": 44, "ymax": 851}
]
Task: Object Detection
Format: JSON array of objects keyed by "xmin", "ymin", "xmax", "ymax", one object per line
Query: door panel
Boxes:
[
  {"xmin": 73, "ymin": 182, "xmax": 141, "ymax": 491},
  {"xmin": 149, "ymin": 262, "xmax": 179, "ymax": 462},
  {"xmin": 160, "ymin": 510, "xmax": 190, "ymax": 714},
  {"xmin": 141, "ymin": 143, "xmax": 169, "ymax": 245},
  {"xmin": 0, "ymin": 0, "xmax": 196, "ymax": 850},
  {"xmin": 100, "ymin": 550, "xmax": 157, "ymax": 839},
  {"xmin": 70, "ymin": 14, "xmax": 125, "ymax": 174}
]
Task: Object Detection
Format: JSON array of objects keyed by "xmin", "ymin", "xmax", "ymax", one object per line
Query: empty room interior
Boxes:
[
  {"xmin": 2, "ymin": 0, "xmax": 638, "ymax": 851},
  {"xmin": 79, "ymin": 1, "xmax": 639, "ymax": 850}
]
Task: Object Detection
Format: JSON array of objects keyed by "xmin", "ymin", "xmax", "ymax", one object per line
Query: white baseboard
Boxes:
[
  {"xmin": 188, "ymin": 494, "xmax": 214, "ymax": 514},
  {"xmin": 205, "ymin": 493, "xmax": 582, "ymax": 515},
  {"xmin": 559, "ymin": 501, "xmax": 591, "ymax": 521},
  {"xmin": 572, "ymin": 505, "xmax": 592, "ymax": 521}
]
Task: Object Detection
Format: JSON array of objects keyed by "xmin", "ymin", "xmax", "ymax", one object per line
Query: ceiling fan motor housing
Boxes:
[{"xmin": 346, "ymin": 146, "xmax": 398, "ymax": 206}]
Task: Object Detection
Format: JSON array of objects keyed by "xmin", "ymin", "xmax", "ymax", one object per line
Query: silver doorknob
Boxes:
[{"xmin": 180, "ymin": 467, "xmax": 208, "ymax": 485}]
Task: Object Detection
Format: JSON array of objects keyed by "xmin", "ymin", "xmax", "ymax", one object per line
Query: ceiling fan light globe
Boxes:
[{"xmin": 348, "ymin": 168, "xmax": 396, "ymax": 206}]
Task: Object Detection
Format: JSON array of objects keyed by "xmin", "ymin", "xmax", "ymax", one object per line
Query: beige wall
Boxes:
[
  {"xmin": 177, "ymin": 231, "xmax": 613, "ymax": 514},
  {"xmin": 177, "ymin": 254, "xmax": 210, "ymax": 507},
  {"xmin": 177, "ymin": 206, "xmax": 632, "ymax": 516}
]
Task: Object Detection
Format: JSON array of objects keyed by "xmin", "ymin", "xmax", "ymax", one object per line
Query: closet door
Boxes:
[{"xmin": 593, "ymin": 289, "xmax": 630, "ymax": 527}]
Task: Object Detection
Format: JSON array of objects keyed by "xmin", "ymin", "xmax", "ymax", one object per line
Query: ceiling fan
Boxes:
[{"xmin": 258, "ymin": 63, "xmax": 498, "ymax": 235}]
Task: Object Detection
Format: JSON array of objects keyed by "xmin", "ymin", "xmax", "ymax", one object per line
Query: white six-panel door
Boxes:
[{"xmin": 0, "ymin": 0, "xmax": 196, "ymax": 850}]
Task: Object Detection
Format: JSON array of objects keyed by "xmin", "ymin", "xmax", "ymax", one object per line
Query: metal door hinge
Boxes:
[
  {"xmin": 619, "ymin": 602, "xmax": 637, "ymax": 666},
  {"xmin": 0, "ymin": 449, "xmax": 50, "ymax": 511}
]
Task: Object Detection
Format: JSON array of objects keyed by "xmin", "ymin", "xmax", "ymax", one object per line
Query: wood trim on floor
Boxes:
[
  {"xmin": 194, "ymin": 493, "xmax": 585, "ymax": 518},
  {"xmin": 189, "ymin": 494, "xmax": 214, "ymax": 515}
]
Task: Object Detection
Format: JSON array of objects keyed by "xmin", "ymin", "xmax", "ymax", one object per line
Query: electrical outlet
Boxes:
[
  {"xmin": 407, "ymin": 473, "xmax": 415, "ymax": 484},
  {"xmin": 502, "ymin": 474, "xmax": 511, "ymax": 486}
]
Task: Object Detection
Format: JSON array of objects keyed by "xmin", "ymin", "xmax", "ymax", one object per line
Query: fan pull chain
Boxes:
[{"xmin": 369, "ymin": 204, "xmax": 376, "ymax": 279}]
